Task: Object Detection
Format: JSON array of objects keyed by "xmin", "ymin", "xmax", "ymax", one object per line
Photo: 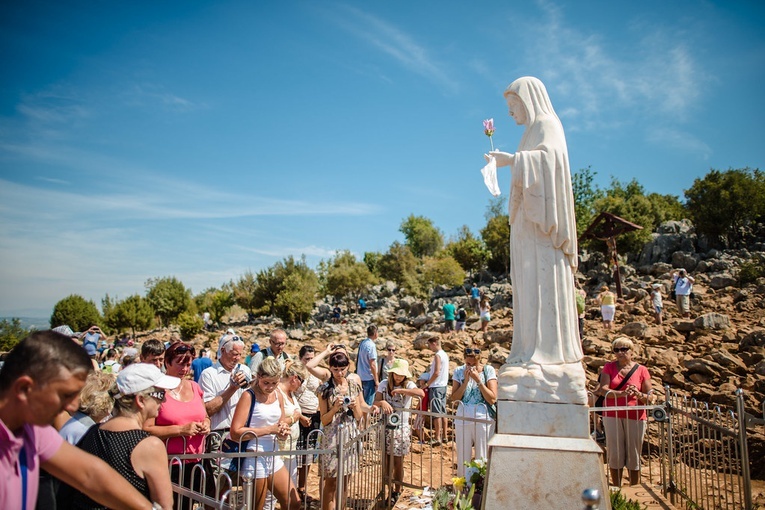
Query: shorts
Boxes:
[
  {"xmin": 601, "ymin": 304, "xmax": 616, "ymax": 322},
  {"xmin": 653, "ymin": 305, "xmax": 663, "ymax": 315},
  {"xmin": 676, "ymin": 294, "xmax": 690, "ymax": 313},
  {"xmin": 428, "ymin": 386, "xmax": 447, "ymax": 413},
  {"xmin": 362, "ymin": 379, "xmax": 377, "ymax": 406},
  {"xmin": 444, "ymin": 319, "xmax": 455, "ymax": 331},
  {"xmin": 456, "ymin": 321, "xmax": 466, "ymax": 331},
  {"xmin": 480, "ymin": 313, "xmax": 490, "ymax": 322}
]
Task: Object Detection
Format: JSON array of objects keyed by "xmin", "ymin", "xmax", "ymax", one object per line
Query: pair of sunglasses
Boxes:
[
  {"xmin": 148, "ymin": 390, "xmax": 166, "ymax": 401},
  {"xmin": 387, "ymin": 348, "xmax": 396, "ymax": 352},
  {"xmin": 613, "ymin": 347, "xmax": 630, "ymax": 353},
  {"xmin": 465, "ymin": 348, "xmax": 481, "ymax": 355}
]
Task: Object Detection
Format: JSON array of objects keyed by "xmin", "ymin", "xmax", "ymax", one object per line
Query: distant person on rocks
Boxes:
[
  {"xmin": 331, "ymin": 305, "xmax": 342, "ymax": 323},
  {"xmin": 0, "ymin": 331, "xmax": 155, "ymax": 510},
  {"xmin": 478, "ymin": 297, "xmax": 491, "ymax": 334},
  {"xmin": 424, "ymin": 337, "xmax": 449, "ymax": 446},
  {"xmin": 356, "ymin": 325, "xmax": 380, "ymax": 406},
  {"xmin": 191, "ymin": 348, "xmax": 213, "ymax": 383},
  {"xmin": 456, "ymin": 307, "xmax": 467, "ymax": 331},
  {"xmin": 468, "ymin": 283, "xmax": 482, "ymax": 314},
  {"xmin": 244, "ymin": 343, "xmax": 261, "ymax": 367},
  {"xmin": 139, "ymin": 339, "xmax": 165, "ymax": 369},
  {"xmin": 357, "ymin": 298, "xmax": 367, "ymax": 314},
  {"xmin": 650, "ymin": 284, "xmax": 663, "ymax": 325},
  {"xmin": 671, "ymin": 269, "xmax": 695, "ymax": 318},
  {"xmin": 597, "ymin": 285, "xmax": 616, "ymax": 330},
  {"xmin": 442, "ymin": 300, "xmax": 456, "ymax": 333},
  {"xmin": 249, "ymin": 329, "xmax": 291, "ymax": 373}
]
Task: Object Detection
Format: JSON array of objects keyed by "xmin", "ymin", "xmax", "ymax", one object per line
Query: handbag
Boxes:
[
  {"xmin": 594, "ymin": 363, "xmax": 640, "ymax": 415},
  {"xmin": 482, "ymin": 366, "xmax": 497, "ymax": 420},
  {"xmin": 220, "ymin": 389, "xmax": 256, "ymax": 472}
]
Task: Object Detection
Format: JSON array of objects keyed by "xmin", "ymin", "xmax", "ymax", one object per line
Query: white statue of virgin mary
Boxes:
[{"xmin": 486, "ymin": 76, "xmax": 586, "ymax": 403}]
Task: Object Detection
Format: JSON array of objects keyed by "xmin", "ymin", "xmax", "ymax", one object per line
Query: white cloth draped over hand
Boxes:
[{"xmin": 480, "ymin": 156, "xmax": 501, "ymax": 196}]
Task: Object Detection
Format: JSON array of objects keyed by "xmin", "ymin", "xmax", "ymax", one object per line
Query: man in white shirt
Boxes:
[
  {"xmin": 199, "ymin": 334, "xmax": 251, "ymax": 490},
  {"xmin": 424, "ymin": 336, "xmax": 450, "ymax": 446},
  {"xmin": 672, "ymin": 269, "xmax": 695, "ymax": 318}
]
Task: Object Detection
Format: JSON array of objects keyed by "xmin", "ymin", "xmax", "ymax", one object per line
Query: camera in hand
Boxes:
[
  {"xmin": 386, "ymin": 412, "xmax": 403, "ymax": 429},
  {"xmin": 342, "ymin": 395, "xmax": 352, "ymax": 407}
]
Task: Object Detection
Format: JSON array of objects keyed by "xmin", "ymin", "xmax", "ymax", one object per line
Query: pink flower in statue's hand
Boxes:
[{"xmin": 483, "ymin": 118, "xmax": 495, "ymax": 137}]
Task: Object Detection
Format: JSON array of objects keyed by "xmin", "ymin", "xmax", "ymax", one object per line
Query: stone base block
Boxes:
[
  {"xmin": 484, "ymin": 433, "xmax": 611, "ymax": 510},
  {"xmin": 497, "ymin": 400, "xmax": 590, "ymax": 438}
]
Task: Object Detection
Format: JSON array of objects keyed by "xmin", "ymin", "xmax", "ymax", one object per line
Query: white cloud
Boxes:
[{"xmin": 323, "ymin": 5, "xmax": 459, "ymax": 93}]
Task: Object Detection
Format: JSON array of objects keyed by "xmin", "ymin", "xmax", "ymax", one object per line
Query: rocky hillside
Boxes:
[{"xmin": 145, "ymin": 221, "xmax": 765, "ymax": 477}]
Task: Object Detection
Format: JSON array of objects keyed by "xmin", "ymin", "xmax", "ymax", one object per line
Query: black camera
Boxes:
[{"xmin": 386, "ymin": 412, "xmax": 403, "ymax": 429}]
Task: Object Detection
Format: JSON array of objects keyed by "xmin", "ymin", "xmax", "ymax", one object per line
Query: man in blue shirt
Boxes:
[
  {"xmin": 356, "ymin": 325, "xmax": 379, "ymax": 406},
  {"xmin": 191, "ymin": 349, "xmax": 213, "ymax": 383}
]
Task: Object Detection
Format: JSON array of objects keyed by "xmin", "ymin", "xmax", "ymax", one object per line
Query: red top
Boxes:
[
  {"xmin": 601, "ymin": 362, "xmax": 651, "ymax": 421},
  {"xmin": 155, "ymin": 381, "xmax": 207, "ymax": 460}
]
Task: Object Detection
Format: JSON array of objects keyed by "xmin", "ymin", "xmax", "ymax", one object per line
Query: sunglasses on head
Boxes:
[
  {"xmin": 465, "ymin": 348, "xmax": 481, "ymax": 355},
  {"xmin": 173, "ymin": 344, "xmax": 194, "ymax": 354},
  {"xmin": 613, "ymin": 347, "xmax": 630, "ymax": 353},
  {"xmin": 148, "ymin": 390, "xmax": 166, "ymax": 401}
]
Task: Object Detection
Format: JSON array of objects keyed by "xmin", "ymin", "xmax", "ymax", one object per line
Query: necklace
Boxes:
[{"xmin": 170, "ymin": 382, "xmax": 183, "ymax": 400}]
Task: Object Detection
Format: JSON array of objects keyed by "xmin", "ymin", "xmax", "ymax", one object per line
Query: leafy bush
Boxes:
[
  {"xmin": 446, "ymin": 226, "xmax": 489, "ymax": 275},
  {"xmin": 50, "ymin": 294, "xmax": 102, "ymax": 332},
  {"xmin": 420, "ymin": 256, "xmax": 465, "ymax": 289},
  {"xmin": 195, "ymin": 287, "xmax": 235, "ymax": 324},
  {"xmin": 738, "ymin": 259, "xmax": 765, "ymax": 286},
  {"xmin": 105, "ymin": 294, "xmax": 154, "ymax": 338},
  {"xmin": 377, "ymin": 242, "xmax": 421, "ymax": 295},
  {"xmin": 481, "ymin": 214, "xmax": 510, "ymax": 274},
  {"xmin": 231, "ymin": 271, "xmax": 259, "ymax": 316},
  {"xmin": 685, "ymin": 167, "xmax": 765, "ymax": 248},
  {"xmin": 322, "ymin": 250, "xmax": 378, "ymax": 305},
  {"xmin": 145, "ymin": 276, "xmax": 191, "ymax": 327},
  {"xmin": 610, "ymin": 489, "xmax": 645, "ymax": 509},
  {"xmin": 176, "ymin": 311, "xmax": 204, "ymax": 341},
  {"xmin": 0, "ymin": 318, "xmax": 29, "ymax": 352}
]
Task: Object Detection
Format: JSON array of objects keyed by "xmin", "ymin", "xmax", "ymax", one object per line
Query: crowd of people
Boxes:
[{"xmin": 2, "ymin": 270, "xmax": 692, "ymax": 509}]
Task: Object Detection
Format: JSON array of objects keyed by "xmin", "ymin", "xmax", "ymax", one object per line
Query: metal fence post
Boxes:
[
  {"xmin": 663, "ymin": 385, "xmax": 676, "ymax": 505},
  {"xmin": 735, "ymin": 389, "xmax": 753, "ymax": 510},
  {"xmin": 336, "ymin": 423, "xmax": 345, "ymax": 510}
]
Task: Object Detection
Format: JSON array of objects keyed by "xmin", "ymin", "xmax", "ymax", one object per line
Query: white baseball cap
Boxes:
[{"xmin": 114, "ymin": 363, "xmax": 180, "ymax": 399}]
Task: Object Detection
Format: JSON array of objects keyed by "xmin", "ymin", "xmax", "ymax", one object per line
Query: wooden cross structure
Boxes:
[{"xmin": 579, "ymin": 212, "xmax": 643, "ymax": 298}]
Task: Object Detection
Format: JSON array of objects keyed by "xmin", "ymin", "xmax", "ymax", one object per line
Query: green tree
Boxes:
[
  {"xmin": 195, "ymin": 287, "xmax": 235, "ymax": 324},
  {"xmin": 572, "ymin": 166, "xmax": 604, "ymax": 235},
  {"xmin": 176, "ymin": 311, "xmax": 204, "ymax": 341},
  {"xmin": 589, "ymin": 178, "xmax": 684, "ymax": 253},
  {"xmin": 145, "ymin": 276, "xmax": 191, "ymax": 328},
  {"xmin": 253, "ymin": 266, "xmax": 282, "ymax": 316},
  {"xmin": 363, "ymin": 251, "xmax": 384, "ymax": 277},
  {"xmin": 400, "ymin": 214, "xmax": 444, "ymax": 258},
  {"xmin": 377, "ymin": 242, "xmax": 421, "ymax": 294},
  {"xmin": 231, "ymin": 271, "xmax": 259, "ymax": 316},
  {"xmin": 445, "ymin": 225, "xmax": 489, "ymax": 275},
  {"xmin": 105, "ymin": 295, "xmax": 154, "ymax": 338},
  {"xmin": 419, "ymin": 256, "xmax": 465, "ymax": 289},
  {"xmin": 323, "ymin": 250, "xmax": 378, "ymax": 306},
  {"xmin": 50, "ymin": 294, "xmax": 102, "ymax": 332},
  {"xmin": 481, "ymin": 199, "xmax": 511, "ymax": 274},
  {"xmin": 0, "ymin": 318, "xmax": 29, "ymax": 352},
  {"xmin": 685, "ymin": 168, "xmax": 765, "ymax": 247},
  {"xmin": 274, "ymin": 270, "xmax": 320, "ymax": 325}
]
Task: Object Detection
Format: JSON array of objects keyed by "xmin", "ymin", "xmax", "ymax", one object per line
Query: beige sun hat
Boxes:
[{"xmin": 386, "ymin": 358, "xmax": 412, "ymax": 378}]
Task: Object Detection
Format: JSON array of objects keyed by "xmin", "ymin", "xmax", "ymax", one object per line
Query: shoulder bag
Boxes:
[
  {"xmin": 594, "ymin": 363, "xmax": 640, "ymax": 414},
  {"xmin": 220, "ymin": 388, "xmax": 256, "ymax": 472},
  {"xmin": 481, "ymin": 365, "xmax": 497, "ymax": 420}
]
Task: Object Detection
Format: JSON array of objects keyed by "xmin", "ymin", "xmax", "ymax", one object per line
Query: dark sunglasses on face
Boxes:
[
  {"xmin": 613, "ymin": 347, "xmax": 630, "ymax": 353},
  {"xmin": 387, "ymin": 348, "xmax": 396, "ymax": 352},
  {"xmin": 148, "ymin": 390, "xmax": 166, "ymax": 401},
  {"xmin": 295, "ymin": 375, "xmax": 304, "ymax": 384},
  {"xmin": 465, "ymin": 348, "xmax": 481, "ymax": 355}
]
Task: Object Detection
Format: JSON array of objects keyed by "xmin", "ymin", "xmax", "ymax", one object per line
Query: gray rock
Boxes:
[
  {"xmin": 709, "ymin": 274, "xmax": 737, "ymax": 290},
  {"xmin": 411, "ymin": 315, "xmax": 433, "ymax": 328},
  {"xmin": 413, "ymin": 331, "xmax": 439, "ymax": 350},
  {"xmin": 693, "ymin": 313, "xmax": 731, "ymax": 330},
  {"xmin": 409, "ymin": 301, "xmax": 427, "ymax": 317},
  {"xmin": 620, "ymin": 321, "xmax": 649, "ymax": 338},
  {"xmin": 740, "ymin": 329, "xmax": 765, "ymax": 350},
  {"xmin": 683, "ymin": 358, "xmax": 722, "ymax": 377},
  {"xmin": 288, "ymin": 329, "xmax": 304, "ymax": 340}
]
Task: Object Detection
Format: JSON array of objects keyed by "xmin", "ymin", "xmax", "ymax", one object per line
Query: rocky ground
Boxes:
[{"xmin": 141, "ymin": 223, "xmax": 765, "ymax": 483}]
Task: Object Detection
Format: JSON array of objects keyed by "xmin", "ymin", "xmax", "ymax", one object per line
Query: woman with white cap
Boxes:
[
  {"xmin": 372, "ymin": 358, "xmax": 424, "ymax": 504},
  {"xmin": 57, "ymin": 363, "xmax": 179, "ymax": 510}
]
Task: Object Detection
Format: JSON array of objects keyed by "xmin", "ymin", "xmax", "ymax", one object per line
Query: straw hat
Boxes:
[{"xmin": 386, "ymin": 359, "xmax": 412, "ymax": 378}]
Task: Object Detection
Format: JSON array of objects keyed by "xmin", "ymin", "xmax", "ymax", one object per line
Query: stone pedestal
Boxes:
[{"xmin": 483, "ymin": 400, "xmax": 611, "ymax": 510}]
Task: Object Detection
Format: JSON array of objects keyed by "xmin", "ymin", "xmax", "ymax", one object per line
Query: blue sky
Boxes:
[{"xmin": 1, "ymin": 1, "xmax": 764, "ymax": 319}]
